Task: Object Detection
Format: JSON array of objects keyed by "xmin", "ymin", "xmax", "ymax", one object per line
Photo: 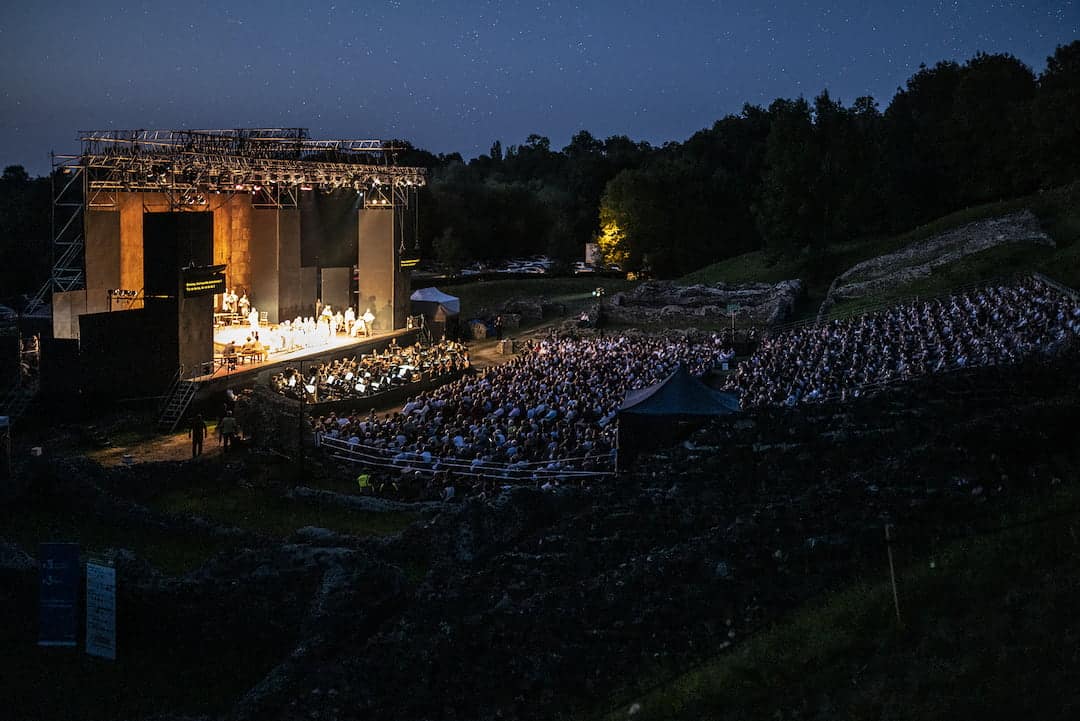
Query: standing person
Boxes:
[
  {"xmin": 362, "ymin": 308, "xmax": 375, "ymax": 337},
  {"xmin": 218, "ymin": 410, "xmax": 239, "ymax": 452},
  {"xmin": 189, "ymin": 414, "xmax": 207, "ymax": 458},
  {"xmin": 344, "ymin": 306, "xmax": 356, "ymax": 336},
  {"xmin": 238, "ymin": 293, "xmax": 250, "ymax": 317},
  {"xmin": 494, "ymin": 315, "xmax": 503, "ymax": 340}
]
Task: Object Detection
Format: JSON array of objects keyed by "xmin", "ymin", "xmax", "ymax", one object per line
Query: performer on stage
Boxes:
[
  {"xmin": 238, "ymin": 293, "xmax": 250, "ymax": 317},
  {"xmin": 344, "ymin": 307, "xmax": 356, "ymax": 336},
  {"xmin": 362, "ymin": 308, "xmax": 375, "ymax": 338}
]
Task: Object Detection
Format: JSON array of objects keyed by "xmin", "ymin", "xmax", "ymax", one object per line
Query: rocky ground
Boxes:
[
  {"xmin": 3, "ymin": 348, "xmax": 1079, "ymax": 721},
  {"xmin": 819, "ymin": 210, "xmax": 1053, "ymax": 316},
  {"xmin": 606, "ymin": 279, "xmax": 803, "ymax": 327}
]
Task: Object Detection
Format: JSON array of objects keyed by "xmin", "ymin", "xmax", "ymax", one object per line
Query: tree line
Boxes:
[
  {"xmin": 408, "ymin": 41, "xmax": 1080, "ymax": 277},
  {"xmin": 2, "ymin": 42, "xmax": 1078, "ymax": 300}
]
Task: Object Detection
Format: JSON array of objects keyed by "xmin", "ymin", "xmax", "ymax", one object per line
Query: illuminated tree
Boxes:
[{"xmin": 596, "ymin": 205, "xmax": 629, "ymax": 267}]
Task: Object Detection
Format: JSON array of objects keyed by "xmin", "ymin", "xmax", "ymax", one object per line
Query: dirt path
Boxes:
[{"xmin": 89, "ymin": 425, "xmax": 228, "ymax": 466}]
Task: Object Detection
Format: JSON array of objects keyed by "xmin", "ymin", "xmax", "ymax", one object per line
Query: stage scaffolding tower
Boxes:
[{"xmin": 26, "ymin": 128, "xmax": 426, "ymax": 315}]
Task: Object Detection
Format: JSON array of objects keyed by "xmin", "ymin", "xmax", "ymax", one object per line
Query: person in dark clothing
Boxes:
[
  {"xmin": 189, "ymin": 414, "xmax": 207, "ymax": 458},
  {"xmin": 218, "ymin": 410, "xmax": 239, "ymax": 451},
  {"xmin": 494, "ymin": 315, "xmax": 503, "ymax": 340}
]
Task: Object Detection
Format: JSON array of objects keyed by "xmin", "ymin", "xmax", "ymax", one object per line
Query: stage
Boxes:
[{"xmin": 191, "ymin": 326, "xmax": 420, "ymax": 396}]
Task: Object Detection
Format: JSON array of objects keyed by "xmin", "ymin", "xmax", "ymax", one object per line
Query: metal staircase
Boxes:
[{"xmin": 158, "ymin": 369, "xmax": 197, "ymax": 432}]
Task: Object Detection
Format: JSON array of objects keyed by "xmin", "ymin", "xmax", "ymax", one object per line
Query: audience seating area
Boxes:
[
  {"xmin": 313, "ymin": 275, "xmax": 1080, "ymax": 490},
  {"xmin": 725, "ymin": 276, "xmax": 1080, "ymax": 407}
]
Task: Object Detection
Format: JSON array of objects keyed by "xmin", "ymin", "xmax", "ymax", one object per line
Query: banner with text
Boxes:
[
  {"xmin": 86, "ymin": 561, "xmax": 117, "ymax": 660},
  {"xmin": 182, "ymin": 264, "xmax": 227, "ymax": 298}
]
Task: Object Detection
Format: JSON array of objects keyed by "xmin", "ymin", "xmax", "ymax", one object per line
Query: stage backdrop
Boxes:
[
  {"xmin": 250, "ymin": 208, "xmax": 302, "ymax": 323},
  {"xmin": 357, "ymin": 207, "xmax": 409, "ymax": 331}
]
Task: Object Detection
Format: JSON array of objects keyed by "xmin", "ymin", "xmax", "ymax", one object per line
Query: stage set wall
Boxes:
[
  {"xmin": 357, "ymin": 208, "xmax": 408, "ymax": 331},
  {"xmin": 320, "ymin": 267, "xmax": 351, "ymax": 315},
  {"xmin": 63, "ymin": 190, "xmax": 409, "ymax": 395},
  {"xmin": 77, "ymin": 212, "xmax": 214, "ymax": 398},
  {"xmin": 250, "ymin": 208, "xmax": 303, "ymax": 323},
  {"xmin": 39, "ymin": 338, "xmax": 81, "ymax": 400},
  {"xmin": 52, "ymin": 290, "xmax": 109, "ymax": 340}
]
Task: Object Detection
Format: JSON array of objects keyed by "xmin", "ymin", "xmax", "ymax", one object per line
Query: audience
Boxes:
[
  {"xmin": 313, "ymin": 332, "xmax": 734, "ymax": 480},
  {"xmin": 310, "ymin": 276, "xmax": 1078, "ymax": 495},
  {"xmin": 724, "ymin": 276, "xmax": 1080, "ymax": 408}
]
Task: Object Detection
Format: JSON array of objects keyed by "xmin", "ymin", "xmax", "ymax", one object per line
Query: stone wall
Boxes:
[{"xmin": 605, "ymin": 279, "xmax": 804, "ymax": 327}]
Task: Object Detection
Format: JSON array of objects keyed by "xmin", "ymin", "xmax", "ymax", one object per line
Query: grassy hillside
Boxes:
[
  {"xmin": 596, "ymin": 485, "xmax": 1080, "ymax": 721},
  {"xmin": 681, "ymin": 182, "xmax": 1080, "ymax": 311}
]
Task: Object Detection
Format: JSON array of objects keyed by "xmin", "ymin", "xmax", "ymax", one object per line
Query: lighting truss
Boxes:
[{"xmin": 73, "ymin": 128, "xmax": 426, "ymax": 200}]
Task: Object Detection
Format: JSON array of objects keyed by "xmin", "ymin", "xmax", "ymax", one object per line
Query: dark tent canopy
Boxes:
[
  {"xmin": 617, "ymin": 365, "xmax": 741, "ymax": 467},
  {"xmin": 621, "ymin": 365, "xmax": 742, "ymax": 416}
]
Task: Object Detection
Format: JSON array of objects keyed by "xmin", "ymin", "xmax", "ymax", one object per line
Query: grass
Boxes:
[
  {"xmin": 0, "ymin": 632, "xmax": 288, "ymax": 721},
  {"xmin": 681, "ymin": 182, "xmax": 1080, "ymax": 303},
  {"xmin": 0, "ymin": 499, "xmax": 235, "ymax": 576},
  {"xmin": 151, "ymin": 483, "xmax": 418, "ymax": 538},
  {"xmin": 595, "ymin": 485, "xmax": 1080, "ymax": 721}
]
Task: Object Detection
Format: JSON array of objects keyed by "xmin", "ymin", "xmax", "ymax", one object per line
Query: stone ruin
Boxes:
[
  {"xmin": 605, "ymin": 279, "xmax": 804, "ymax": 327},
  {"xmin": 819, "ymin": 209, "xmax": 1054, "ymax": 318}
]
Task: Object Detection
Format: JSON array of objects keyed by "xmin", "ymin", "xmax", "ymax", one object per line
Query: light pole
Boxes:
[{"xmin": 298, "ymin": 359, "xmax": 308, "ymax": 479}]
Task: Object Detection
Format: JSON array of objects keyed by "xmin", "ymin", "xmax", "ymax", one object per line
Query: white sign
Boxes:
[
  {"xmin": 585, "ymin": 242, "xmax": 601, "ymax": 266},
  {"xmin": 86, "ymin": 562, "xmax": 116, "ymax": 660}
]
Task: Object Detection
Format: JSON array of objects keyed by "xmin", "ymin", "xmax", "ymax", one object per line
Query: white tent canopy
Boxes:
[{"xmin": 410, "ymin": 287, "xmax": 460, "ymax": 315}]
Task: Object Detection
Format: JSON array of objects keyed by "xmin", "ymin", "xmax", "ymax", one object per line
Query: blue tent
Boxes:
[
  {"xmin": 620, "ymin": 365, "xmax": 741, "ymax": 416},
  {"xmin": 617, "ymin": 365, "xmax": 740, "ymax": 468}
]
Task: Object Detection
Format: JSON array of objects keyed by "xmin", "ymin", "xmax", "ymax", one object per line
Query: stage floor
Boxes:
[{"xmin": 195, "ymin": 325, "xmax": 411, "ymax": 382}]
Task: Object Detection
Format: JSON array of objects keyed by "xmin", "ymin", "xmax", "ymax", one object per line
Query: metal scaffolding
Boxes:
[{"xmin": 27, "ymin": 128, "xmax": 427, "ymax": 310}]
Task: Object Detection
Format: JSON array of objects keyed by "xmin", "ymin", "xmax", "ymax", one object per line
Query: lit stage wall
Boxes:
[
  {"xmin": 320, "ymin": 267, "xmax": 351, "ymax": 314},
  {"xmin": 109, "ymin": 193, "xmax": 255, "ymax": 297},
  {"xmin": 84, "ymin": 210, "xmax": 121, "ymax": 296},
  {"xmin": 73, "ymin": 189, "xmax": 406, "ymax": 352},
  {"xmin": 250, "ymin": 208, "xmax": 302, "ymax": 324},
  {"xmin": 357, "ymin": 208, "xmax": 398, "ymax": 331},
  {"xmin": 79, "ymin": 212, "xmax": 214, "ymax": 398}
]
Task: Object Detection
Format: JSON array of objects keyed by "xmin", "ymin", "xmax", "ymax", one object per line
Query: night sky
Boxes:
[{"xmin": 1, "ymin": 1, "xmax": 1076, "ymax": 175}]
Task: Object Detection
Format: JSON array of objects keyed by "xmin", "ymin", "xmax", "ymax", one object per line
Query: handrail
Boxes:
[{"xmin": 317, "ymin": 433, "xmax": 615, "ymax": 482}]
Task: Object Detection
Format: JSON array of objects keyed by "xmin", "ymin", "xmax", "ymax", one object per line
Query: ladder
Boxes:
[{"xmin": 158, "ymin": 377, "xmax": 197, "ymax": 433}]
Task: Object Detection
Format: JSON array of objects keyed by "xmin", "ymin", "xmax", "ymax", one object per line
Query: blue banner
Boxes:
[{"xmin": 38, "ymin": 543, "xmax": 79, "ymax": 647}]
